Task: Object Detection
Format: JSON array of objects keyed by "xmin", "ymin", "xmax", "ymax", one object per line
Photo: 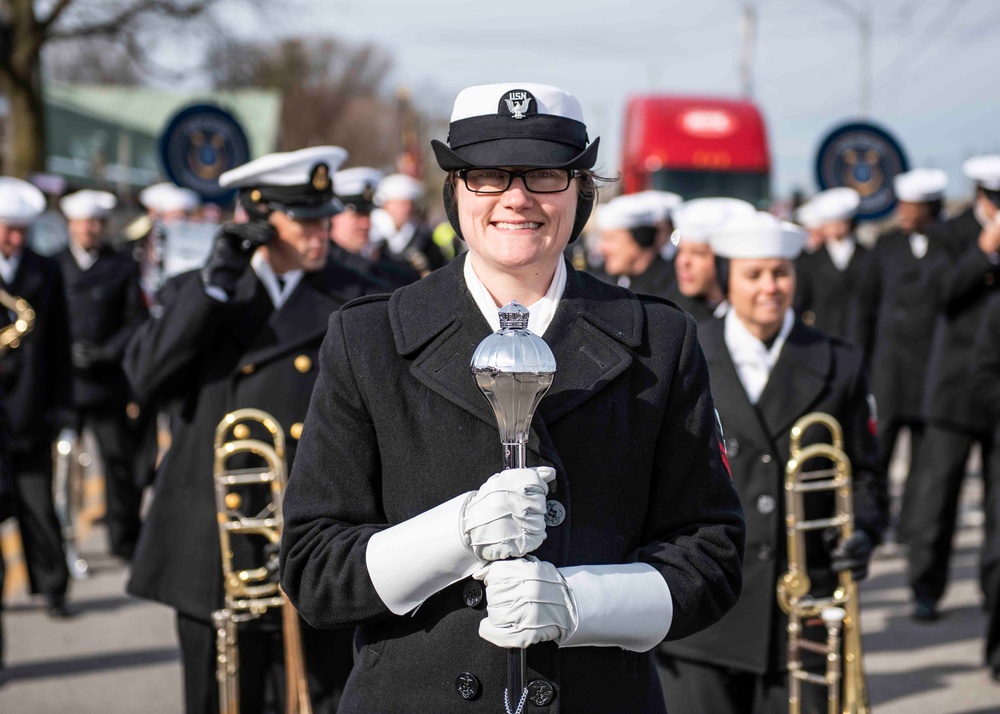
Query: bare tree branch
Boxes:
[
  {"xmin": 39, "ymin": 0, "xmax": 76, "ymax": 31},
  {"xmin": 48, "ymin": 0, "xmax": 216, "ymax": 40}
]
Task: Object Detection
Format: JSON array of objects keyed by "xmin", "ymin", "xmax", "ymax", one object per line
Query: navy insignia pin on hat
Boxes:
[{"xmin": 431, "ymin": 82, "xmax": 600, "ymax": 171}]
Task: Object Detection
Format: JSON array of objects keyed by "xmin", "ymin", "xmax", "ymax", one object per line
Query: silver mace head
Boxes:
[{"xmin": 470, "ymin": 302, "xmax": 557, "ymax": 468}]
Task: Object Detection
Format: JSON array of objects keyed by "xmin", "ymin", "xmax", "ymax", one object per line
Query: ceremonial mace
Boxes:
[{"xmin": 471, "ymin": 302, "xmax": 557, "ymax": 714}]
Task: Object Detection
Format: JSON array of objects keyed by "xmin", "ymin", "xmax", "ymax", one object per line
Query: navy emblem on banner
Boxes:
[
  {"xmin": 158, "ymin": 104, "xmax": 251, "ymax": 204},
  {"xmin": 814, "ymin": 121, "xmax": 909, "ymax": 221}
]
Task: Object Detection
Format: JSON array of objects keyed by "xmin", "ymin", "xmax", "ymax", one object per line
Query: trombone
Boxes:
[
  {"xmin": 777, "ymin": 412, "xmax": 870, "ymax": 714},
  {"xmin": 212, "ymin": 408, "xmax": 311, "ymax": 714},
  {"xmin": 0, "ymin": 287, "xmax": 34, "ymax": 355}
]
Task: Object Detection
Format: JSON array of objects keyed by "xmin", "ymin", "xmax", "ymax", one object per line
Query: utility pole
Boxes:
[
  {"xmin": 740, "ymin": 1, "xmax": 757, "ymax": 98},
  {"xmin": 819, "ymin": 0, "xmax": 872, "ymax": 117}
]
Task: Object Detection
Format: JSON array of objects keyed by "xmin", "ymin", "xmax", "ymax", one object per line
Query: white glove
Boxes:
[
  {"xmin": 461, "ymin": 467, "xmax": 556, "ymax": 562},
  {"xmin": 474, "ymin": 557, "xmax": 576, "ymax": 649},
  {"xmin": 475, "ymin": 559, "xmax": 675, "ymax": 652}
]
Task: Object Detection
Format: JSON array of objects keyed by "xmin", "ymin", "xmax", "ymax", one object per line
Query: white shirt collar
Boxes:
[
  {"xmin": 251, "ymin": 251, "xmax": 304, "ymax": 310},
  {"xmin": 386, "ymin": 221, "xmax": 417, "ymax": 256},
  {"xmin": 0, "ymin": 251, "xmax": 21, "ymax": 284},
  {"xmin": 69, "ymin": 241, "xmax": 99, "ymax": 271},
  {"xmin": 825, "ymin": 235, "xmax": 856, "ymax": 271},
  {"xmin": 463, "ymin": 255, "xmax": 566, "ymax": 337},
  {"xmin": 724, "ymin": 307, "xmax": 795, "ymax": 404},
  {"xmin": 909, "ymin": 233, "xmax": 929, "ymax": 259}
]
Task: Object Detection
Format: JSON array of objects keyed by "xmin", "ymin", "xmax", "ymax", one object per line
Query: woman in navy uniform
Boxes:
[
  {"xmin": 280, "ymin": 82, "xmax": 744, "ymax": 714},
  {"xmin": 123, "ymin": 147, "xmax": 386, "ymax": 714},
  {"xmin": 658, "ymin": 211, "xmax": 887, "ymax": 714},
  {"xmin": 594, "ymin": 192, "xmax": 677, "ymax": 298}
]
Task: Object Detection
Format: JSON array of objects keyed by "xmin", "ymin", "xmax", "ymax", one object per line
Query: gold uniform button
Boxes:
[
  {"xmin": 241, "ymin": 363, "xmax": 255, "ymax": 375},
  {"xmin": 290, "ymin": 422, "xmax": 304, "ymax": 440},
  {"xmin": 986, "ymin": 273, "xmax": 995, "ymax": 286},
  {"xmin": 802, "ymin": 311, "xmax": 816, "ymax": 326},
  {"xmin": 294, "ymin": 355, "xmax": 312, "ymax": 373}
]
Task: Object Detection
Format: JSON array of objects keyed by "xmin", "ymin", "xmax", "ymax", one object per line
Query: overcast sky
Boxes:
[{"xmin": 225, "ymin": 0, "xmax": 1000, "ymax": 201}]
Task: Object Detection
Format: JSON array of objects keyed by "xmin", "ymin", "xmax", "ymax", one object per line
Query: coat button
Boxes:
[
  {"xmin": 986, "ymin": 273, "xmax": 996, "ymax": 286},
  {"xmin": 527, "ymin": 680, "xmax": 555, "ymax": 706},
  {"xmin": 289, "ymin": 422, "xmax": 304, "ymax": 440},
  {"xmin": 544, "ymin": 500, "xmax": 566, "ymax": 527},
  {"xmin": 802, "ymin": 310, "xmax": 816, "ymax": 326},
  {"xmin": 294, "ymin": 355, "xmax": 312, "ymax": 373},
  {"xmin": 462, "ymin": 580, "xmax": 484, "ymax": 608},
  {"xmin": 756, "ymin": 495, "xmax": 777, "ymax": 515},
  {"xmin": 455, "ymin": 672, "xmax": 481, "ymax": 700},
  {"xmin": 757, "ymin": 545, "xmax": 773, "ymax": 561},
  {"xmin": 240, "ymin": 363, "xmax": 255, "ymax": 375},
  {"xmin": 726, "ymin": 438, "xmax": 740, "ymax": 458},
  {"xmin": 760, "ymin": 453, "xmax": 773, "ymax": 464}
]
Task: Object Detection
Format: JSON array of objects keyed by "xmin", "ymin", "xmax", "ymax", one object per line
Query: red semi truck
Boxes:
[{"xmin": 621, "ymin": 95, "xmax": 772, "ymax": 207}]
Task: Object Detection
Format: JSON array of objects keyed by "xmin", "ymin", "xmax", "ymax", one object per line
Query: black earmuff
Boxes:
[
  {"xmin": 715, "ymin": 256, "xmax": 730, "ymax": 296},
  {"xmin": 630, "ymin": 225, "xmax": 658, "ymax": 248}
]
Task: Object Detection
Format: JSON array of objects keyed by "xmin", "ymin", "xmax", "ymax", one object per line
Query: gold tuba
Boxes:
[
  {"xmin": 212, "ymin": 408, "xmax": 311, "ymax": 714},
  {"xmin": 0, "ymin": 288, "xmax": 35, "ymax": 354},
  {"xmin": 777, "ymin": 412, "xmax": 870, "ymax": 714}
]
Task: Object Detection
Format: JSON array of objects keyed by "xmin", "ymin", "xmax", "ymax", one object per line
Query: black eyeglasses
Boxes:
[{"xmin": 457, "ymin": 168, "xmax": 578, "ymax": 194}]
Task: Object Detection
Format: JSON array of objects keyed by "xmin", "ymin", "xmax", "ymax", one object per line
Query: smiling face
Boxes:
[
  {"xmin": 456, "ymin": 168, "xmax": 578, "ymax": 277},
  {"xmin": 728, "ymin": 257, "xmax": 795, "ymax": 341}
]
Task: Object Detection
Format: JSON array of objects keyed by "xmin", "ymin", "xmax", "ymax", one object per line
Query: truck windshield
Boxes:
[{"xmin": 651, "ymin": 169, "xmax": 771, "ymax": 208}]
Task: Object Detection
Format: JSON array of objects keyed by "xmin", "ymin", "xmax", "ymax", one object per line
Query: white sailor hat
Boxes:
[
  {"xmin": 807, "ymin": 187, "xmax": 860, "ymax": 224},
  {"xmin": 60, "ymin": 190, "xmax": 117, "ymax": 220},
  {"xmin": 139, "ymin": 182, "xmax": 200, "ymax": 215},
  {"xmin": 710, "ymin": 211, "xmax": 807, "ymax": 260},
  {"xmin": 794, "ymin": 201, "xmax": 823, "ymax": 230},
  {"xmin": 431, "ymin": 82, "xmax": 599, "ymax": 171},
  {"xmin": 375, "ymin": 174, "xmax": 424, "ymax": 204},
  {"xmin": 894, "ymin": 168, "xmax": 948, "ymax": 203},
  {"xmin": 0, "ymin": 177, "xmax": 46, "ymax": 225},
  {"xmin": 962, "ymin": 155, "xmax": 1000, "ymax": 191},
  {"xmin": 597, "ymin": 194, "xmax": 661, "ymax": 231},
  {"xmin": 631, "ymin": 190, "xmax": 683, "ymax": 222},
  {"xmin": 671, "ymin": 197, "xmax": 756, "ymax": 245},
  {"xmin": 219, "ymin": 146, "xmax": 348, "ymax": 219},
  {"xmin": 334, "ymin": 167, "xmax": 383, "ymax": 208}
]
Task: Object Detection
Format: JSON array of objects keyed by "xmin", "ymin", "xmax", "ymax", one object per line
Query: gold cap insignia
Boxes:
[{"xmin": 312, "ymin": 164, "xmax": 330, "ymax": 191}]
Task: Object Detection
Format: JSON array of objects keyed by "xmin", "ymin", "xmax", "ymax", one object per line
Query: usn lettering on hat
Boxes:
[
  {"xmin": 431, "ymin": 82, "xmax": 600, "ymax": 170},
  {"xmin": 710, "ymin": 211, "xmax": 807, "ymax": 260},
  {"xmin": 671, "ymin": 197, "xmax": 756, "ymax": 245},
  {"xmin": 60, "ymin": 190, "xmax": 117, "ymax": 220},
  {"xmin": 220, "ymin": 146, "xmax": 348, "ymax": 220},
  {"xmin": 893, "ymin": 169, "xmax": 948, "ymax": 203},
  {"xmin": 0, "ymin": 177, "xmax": 46, "ymax": 225}
]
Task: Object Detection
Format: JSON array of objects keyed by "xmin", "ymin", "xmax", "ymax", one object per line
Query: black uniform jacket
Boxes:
[
  {"xmin": 56, "ymin": 245, "xmax": 147, "ymax": 410},
  {"xmin": 123, "ymin": 259, "xmax": 385, "ymax": 619},
  {"xmin": 665, "ymin": 283, "xmax": 718, "ymax": 324},
  {"xmin": 971, "ymin": 294, "xmax": 1000, "ymax": 424},
  {"xmin": 280, "ymin": 255, "xmax": 745, "ymax": 714},
  {"xmin": 329, "ymin": 243, "xmax": 419, "ymax": 290},
  {"xmin": 0, "ymin": 249, "xmax": 72, "ymax": 453},
  {"xmin": 594, "ymin": 253, "xmax": 676, "ymax": 300},
  {"xmin": 795, "ymin": 242, "xmax": 875, "ymax": 359},
  {"xmin": 922, "ymin": 208, "xmax": 1000, "ymax": 432},
  {"xmin": 863, "ymin": 228, "xmax": 950, "ymax": 422},
  {"xmin": 659, "ymin": 317, "xmax": 886, "ymax": 674}
]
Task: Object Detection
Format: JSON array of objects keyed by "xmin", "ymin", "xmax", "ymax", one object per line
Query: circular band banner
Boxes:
[
  {"xmin": 814, "ymin": 121, "xmax": 909, "ymax": 221},
  {"xmin": 158, "ymin": 104, "xmax": 250, "ymax": 204}
]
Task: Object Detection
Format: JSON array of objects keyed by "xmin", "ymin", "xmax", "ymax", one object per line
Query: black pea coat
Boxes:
[
  {"xmin": 665, "ymin": 283, "xmax": 719, "ymax": 324},
  {"xmin": 386, "ymin": 222, "xmax": 447, "ymax": 273},
  {"xmin": 279, "ymin": 255, "xmax": 745, "ymax": 714},
  {"xmin": 0, "ymin": 249, "xmax": 72, "ymax": 453},
  {"xmin": 922, "ymin": 208, "xmax": 1000, "ymax": 433},
  {"xmin": 659, "ymin": 317, "xmax": 887, "ymax": 675},
  {"xmin": 864, "ymin": 228, "xmax": 950, "ymax": 423},
  {"xmin": 329, "ymin": 243, "xmax": 419, "ymax": 290},
  {"xmin": 795, "ymin": 242, "xmax": 876, "ymax": 360},
  {"xmin": 594, "ymin": 253, "xmax": 677, "ymax": 300},
  {"xmin": 123, "ymin": 260, "xmax": 384, "ymax": 619},
  {"xmin": 55, "ymin": 245, "xmax": 148, "ymax": 410},
  {"xmin": 971, "ymin": 294, "xmax": 1000, "ymax": 423}
]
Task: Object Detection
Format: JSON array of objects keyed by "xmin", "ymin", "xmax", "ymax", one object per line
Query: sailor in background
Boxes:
[
  {"xmin": 0, "ymin": 177, "xmax": 73, "ymax": 618},
  {"xmin": 666, "ymin": 197, "xmax": 756, "ymax": 322},
  {"xmin": 55, "ymin": 190, "xmax": 147, "ymax": 560},
  {"xmin": 794, "ymin": 187, "xmax": 876, "ymax": 360},
  {"xmin": 861, "ymin": 169, "xmax": 951, "ymax": 535},
  {"xmin": 970, "ymin": 294, "xmax": 1000, "ymax": 683},
  {"xmin": 658, "ymin": 211, "xmax": 887, "ymax": 714},
  {"xmin": 905, "ymin": 155, "xmax": 1000, "ymax": 623},
  {"xmin": 595, "ymin": 192, "xmax": 676, "ymax": 297},
  {"xmin": 330, "ymin": 167, "xmax": 418, "ymax": 289},
  {"xmin": 370, "ymin": 173, "xmax": 445, "ymax": 275},
  {"xmin": 131, "ymin": 182, "xmax": 201, "ymax": 311},
  {"xmin": 124, "ymin": 147, "xmax": 384, "ymax": 714}
]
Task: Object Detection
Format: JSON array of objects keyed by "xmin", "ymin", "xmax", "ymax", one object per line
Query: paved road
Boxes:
[{"xmin": 2, "ymin": 466, "xmax": 999, "ymax": 712}]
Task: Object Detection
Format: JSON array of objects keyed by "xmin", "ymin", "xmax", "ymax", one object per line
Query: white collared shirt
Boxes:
[
  {"xmin": 386, "ymin": 221, "xmax": 417, "ymax": 256},
  {"xmin": 909, "ymin": 233, "xmax": 929, "ymax": 259},
  {"xmin": 724, "ymin": 307, "xmax": 795, "ymax": 404},
  {"xmin": 463, "ymin": 256, "xmax": 566, "ymax": 337},
  {"xmin": 825, "ymin": 236, "xmax": 856, "ymax": 271},
  {"xmin": 0, "ymin": 251, "xmax": 21, "ymax": 285},
  {"xmin": 251, "ymin": 252, "xmax": 303, "ymax": 310},
  {"xmin": 69, "ymin": 241, "xmax": 99, "ymax": 271}
]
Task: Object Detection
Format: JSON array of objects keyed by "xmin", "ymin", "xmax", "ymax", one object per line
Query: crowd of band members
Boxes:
[{"xmin": 0, "ymin": 146, "xmax": 999, "ymax": 712}]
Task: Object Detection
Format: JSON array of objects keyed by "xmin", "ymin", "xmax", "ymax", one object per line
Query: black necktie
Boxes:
[{"xmin": 276, "ymin": 276, "xmax": 285, "ymax": 292}]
